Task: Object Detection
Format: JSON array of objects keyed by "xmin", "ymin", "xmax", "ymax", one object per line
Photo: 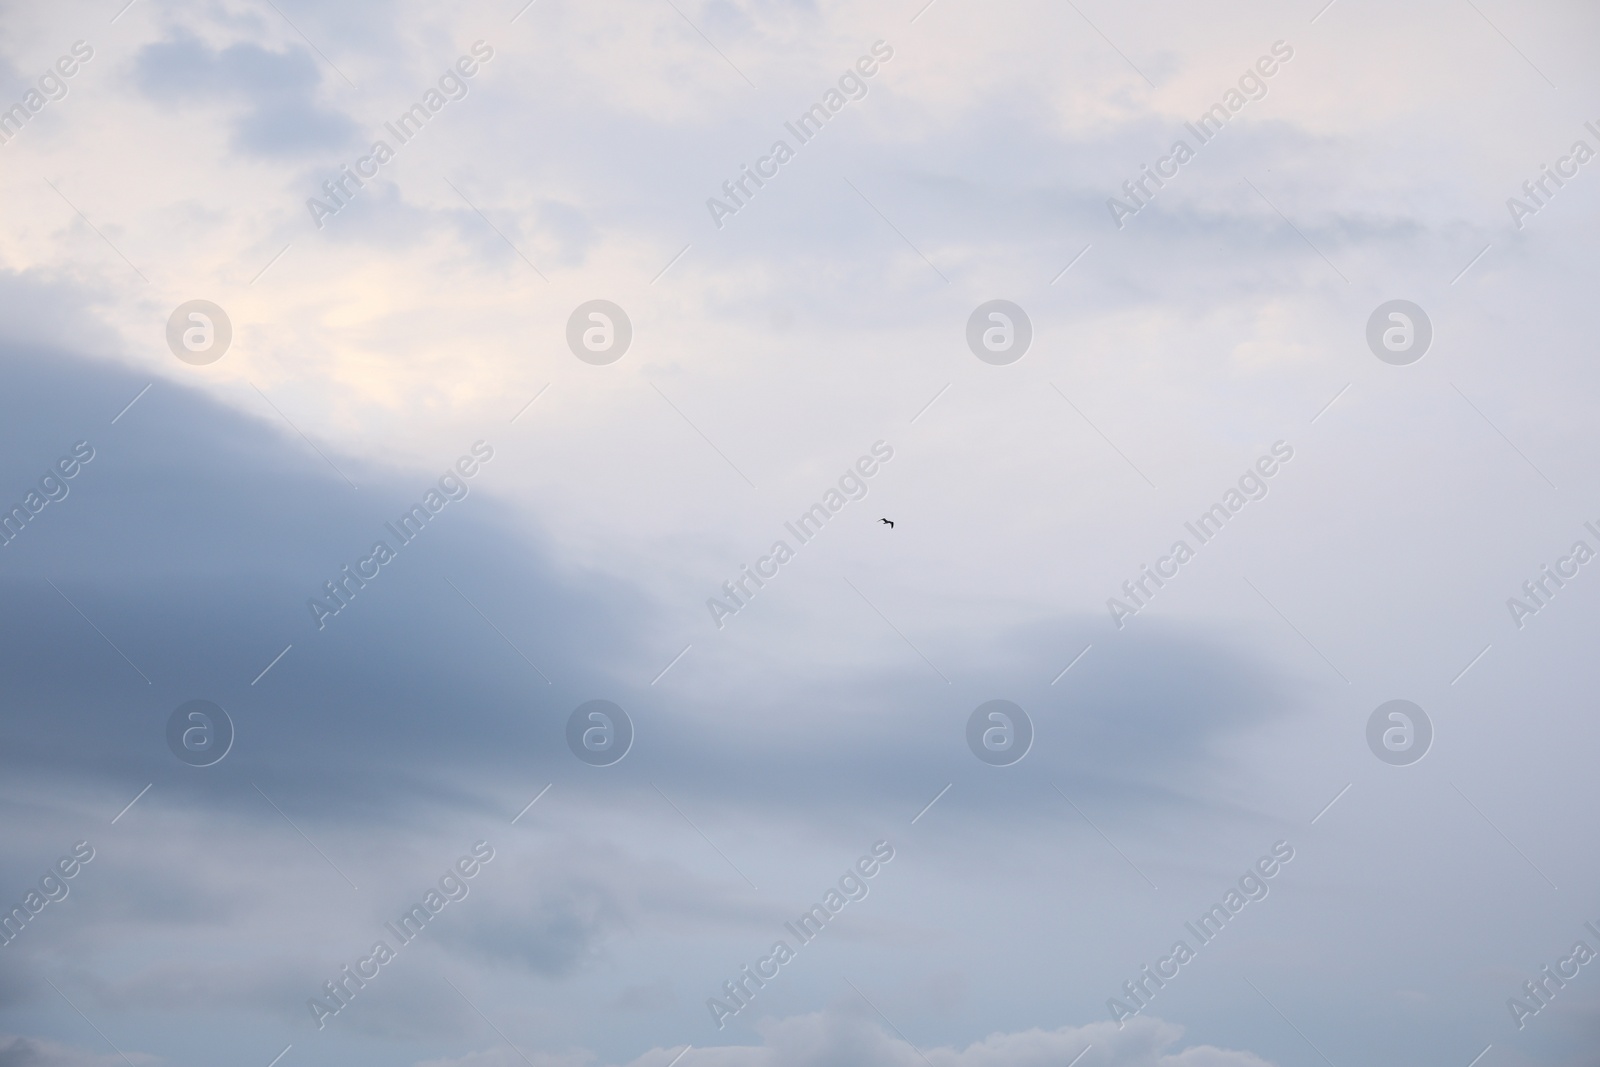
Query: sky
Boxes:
[{"xmin": 1, "ymin": 0, "xmax": 1599, "ymax": 1066}]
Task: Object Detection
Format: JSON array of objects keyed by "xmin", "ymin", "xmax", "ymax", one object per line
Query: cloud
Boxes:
[
  {"xmin": 133, "ymin": 33, "xmax": 355, "ymax": 156},
  {"xmin": 0, "ymin": 271, "xmax": 1305, "ymax": 1067},
  {"xmin": 441, "ymin": 874, "xmax": 629, "ymax": 979},
  {"xmin": 421, "ymin": 1012, "xmax": 1272, "ymax": 1067},
  {"xmin": 0, "ymin": 1034, "xmax": 156, "ymax": 1067},
  {"xmin": 609, "ymin": 979, "xmax": 678, "ymax": 1013},
  {"xmin": 720, "ymin": 1010, "xmax": 1272, "ymax": 1067},
  {"xmin": 0, "ymin": 268, "xmax": 1292, "ymax": 834},
  {"xmin": 416, "ymin": 1046, "xmax": 589, "ymax": 1067},
  {"xmin": 8, "ymin": 2, "xmax": 1600, "ymax": 1063}
]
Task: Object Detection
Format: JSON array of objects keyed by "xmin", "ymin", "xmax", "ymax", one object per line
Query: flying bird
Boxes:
[{"xmin": 880, "ymin": 518, "xmax": 894, "ymax": 528}]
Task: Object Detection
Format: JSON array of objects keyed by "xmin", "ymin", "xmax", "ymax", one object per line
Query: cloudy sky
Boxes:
[{"xmin": 2, "ymin": 0, "xmax": 1600, "ymax": 1065}]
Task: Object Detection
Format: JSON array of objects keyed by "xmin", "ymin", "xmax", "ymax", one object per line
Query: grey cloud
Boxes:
[
  {"xmin": 723, "ymin": 1011, "xmax": 1270, "ymax": 1067},
  {"xmin": 81, "ymin": 953, "xmax": 479, "ymax": 1041},
  {"xmin": 13, "ymin": 1, "xmax": 1587, "ymax": 1054},
  {"xmin": 623, "ymin": 619, "xmax": 1295, "ymax": 829},
  {"xmin": 421, "ymin": 1012, "xmax": 1272, "ymax": 1067},
  {"xmin": 0, "ymin": 270, "xmax": 122, "ymax": 355},
  {"xmin": 0, "ymin": 1035, "xmax": 154, "ymax": 1067},
  {"xmin": 315, "ymin": 181, "xmax": 598, "ymax": 267},
  {"xmin": 441, "ymin": 878, "xmax": 627, "ymax": 978},
  {"xmin": 609, "ymin": 978, "xmax": 678, "ymax": 1013},
  {"xmin": 0, "ymin": 294, "xmax": 650, "ymax": 815},
  {"xmin": 0, "ymin": 275, "xmax": 1304, "ymax": 1067},
  {"xmin": 0, "ymin": 266, "xmax": 1292, "ymax": 841},
  {"xmin": 134, "ymin": 33, "xmax": 355, "ymax": 156},
  {"xmin": 79, "ymin": 957, "xmax": 310, "ymax": 1015}
]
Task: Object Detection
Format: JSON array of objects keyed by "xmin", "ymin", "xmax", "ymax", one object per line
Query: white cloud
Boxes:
[{"xmin": 421, "ymin": 1013, "xmax": 1273, "ymax": 1067}]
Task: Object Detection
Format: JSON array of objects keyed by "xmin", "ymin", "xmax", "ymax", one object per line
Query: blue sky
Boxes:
[{"xmin": 2, "ymin": 1, "xmax": 1599, "ymax": 1066}]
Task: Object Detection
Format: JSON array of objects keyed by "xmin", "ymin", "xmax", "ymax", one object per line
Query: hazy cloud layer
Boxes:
[{"xmin": 2, "ymin": 1, "xmax": 1599, "ymax": 1067}]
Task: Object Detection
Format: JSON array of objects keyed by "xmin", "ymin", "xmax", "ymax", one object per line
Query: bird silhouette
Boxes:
[{"xmin": 880, "ymin": 518, "xmax": 894, "ymax": 529}]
